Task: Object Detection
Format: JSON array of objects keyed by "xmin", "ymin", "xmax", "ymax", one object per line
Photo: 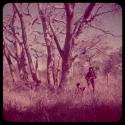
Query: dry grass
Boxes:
[{"xmin": 3, "ymin": 71, "xmax": 122, "ymax": 122}]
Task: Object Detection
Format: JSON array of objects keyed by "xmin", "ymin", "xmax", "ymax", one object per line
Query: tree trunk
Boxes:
[
  {"xmin": 46, "ymin": 45, "xmax": 54, "ymax": 86},
  {"xmin": 23, "ymin": 39, "xmax": 41, "ymax": 85},
  {"xmin": 38, "ymin": 4, "xmax": 55, "ymax": 87},
  {"xmin": 60, "ymin": 57, "xmax": 72, "ymax": 88},
  {"xmin": 107, "ymin": 73, "xmax": 109, "ymax": 84},
  {"xmin": 19, "ymin": 48, "xmax": 29, "ymax": 81},
  {"xmin": 49, "ymin": 3, "xmax": 95, "ymax": 89},
  {"xmin": 59, "ymin": 4, "xmax": 74, "ymax": 88},
  {"xmin": 3, "ymin": 43, "xmax": 16, "ymax": 83},
  {"xmin": 13, "ymin": 4, "xmax": 41, "ymax": 85},
  {"xmin": 52, "ymin": 55, "xmax": 56, "ymax": 86},
  {"xmin": 6, "ymin": 58, "xmax": 16, "ymax": 83},
  {"xmin": 55, "ymin": 56, "xmax": 61, "ymax": 87},
  {"xmin": 10, "ymin": 10, "xmax": 28, "ymax": 81}
]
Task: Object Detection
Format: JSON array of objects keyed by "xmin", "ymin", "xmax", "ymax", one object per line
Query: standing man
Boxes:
[{"xmin": 85, "ymin": 67, "xmax": 97, "ymax": 92}]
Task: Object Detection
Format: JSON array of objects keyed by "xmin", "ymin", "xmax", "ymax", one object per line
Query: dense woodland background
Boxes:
[{"xmin": 3, "ymin": 3, "xmax": 122, "ymax": 122}]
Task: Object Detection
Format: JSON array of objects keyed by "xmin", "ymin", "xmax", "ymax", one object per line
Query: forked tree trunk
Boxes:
[
  {"xmin": 59, "ymin": 3, "xmax": 96, "ymax": 88},
  {"xmin": 39, "ymin": 3, "xmax": 95, "ymax": 89},
  {"xmin": 59, "ymin": 4, "xmax": 74, "ymax": 88}
]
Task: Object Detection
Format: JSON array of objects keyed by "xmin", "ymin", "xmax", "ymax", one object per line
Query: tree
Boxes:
[
  {"xmin": 12, "ymin": 3, "xmax": 41, "ymax": 85},
  {"xmin": 10, "ymin": 8, "xmax": 29, "ymax": 81},
  {"xmin": 38, "ymin": 3, "xmax": 56, "ymax": 87},
  {"xmin": 3, "ymin": 40, "xmax": 16, "ymax": 83},
  {"xmin": 48, "ymin": 3, "xmax": 121, "ymax": 88},
  {"xmin": 103, "ymin": 60, "xmax": 112, "ymax": 84},
  {"xmin": 48, "ymin": 3, "xmax": 104, "ymax": 88},
  {"xmin": 3, "ymin": 3, "xmax": 121, "ymax": 90}
]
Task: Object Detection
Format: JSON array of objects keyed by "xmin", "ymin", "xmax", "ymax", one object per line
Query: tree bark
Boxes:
[
  {"xmin": 48, "ymin": 4, "xmax": 74, "ymax": 88},
  {"xmin": 3, "ymin": 42, "xmax": 16, "ymax": 83},
  {"xmin": 59, "ymin": 3, "xmax": 96, "ymax": 88},
  {"xmin": 59, "ymin": 3, "xmax": 74, "ymax": 88},
  {"xmin": 47, "ymin": 45, "xmax": 54, "ymax": 86},
  {"xmin": 39, "ymin": 3, "xmax": 95, "ymax": 89},
  {"xmin": 60, "ymin": 57, "xmax": 72, "ymax": 88},
  {"xmin": 55, "ymin": 56, "xmax": 61, "ymax": 87},
  {"xmin": 38, "ymin": 4, "xmax": 55, "ymax": 86},
  {"xmin": 107, "ymin": 73, "xmax": 109, "ymax": 84},
  {"xmin": 13, "ymin": 4, "xmax": 41, "ymax": 85},
  {"xmin": 10, "ymin": 11, "xmax": 28, "ymax": 81}
]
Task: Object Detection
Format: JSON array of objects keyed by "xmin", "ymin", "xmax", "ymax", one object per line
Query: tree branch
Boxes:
[
  {"xmin": 3, "ymin": 25, "xmax": 12, "ymax": 35},
  {"xmin": 86, "ymin": 36, "xmax": 103, "ymax": 50},
  {"xmin": 3, "ymin": 38, "xmax": 17, "ymax": 61},
  {"xmin": 53, "ymin": 18, "xmax": 66, "ymax": 25},
  {"xmin": 71, "ymin": 54, "xmax": 78, "ymax": 62},
  {"xmin": 49, "ymin": 18, "xmax": 64, "ymax": 58},
  {"xmin": 73, "ymin": 3, "xmax": 96, "ymax": 38},
  {"xmin": 53, "ymin": 5, "xmax": 64, "ymax": 9},
  {"xmin": 92, "ymin": 10, "xmax": 114, "ymax": 19},
  {"xmin": 23, "ymin": 3, "xmax": 33, "ymax": 19},
  {"xmin": 94, "ymin": 47, "xmax": 110, "ymax": 57},
  {"xmin": 86, "ymin": 5, "xmax": 113, "ymax": 23},
  {"xmin": 63, "ymin": 3, "xmax": 74, "ymax": 55},
  {"xmin": 88, "ymin": 24, "xmax": 122, "ymax": 37},
  {"xmin": 83, "ymin": 8, "xmax": 116, "ymax": 27},
  {"xmin": 6, "ymin": 45, "xmax": 17, "ymax": 61}
]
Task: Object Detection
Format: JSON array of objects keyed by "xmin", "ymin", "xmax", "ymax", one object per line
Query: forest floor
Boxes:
[{"xmin": 3, "ymin": 74, "xmax": 122, "ymax": 122}]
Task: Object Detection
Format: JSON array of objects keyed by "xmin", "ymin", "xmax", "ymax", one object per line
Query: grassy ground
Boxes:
[
  {"xmin": 3, "ymin": 72, "xmax": 122, "ymax": 122},
  {"xmin": 3, "ymin": 102, "xmax": 121, "ymax": 122}
]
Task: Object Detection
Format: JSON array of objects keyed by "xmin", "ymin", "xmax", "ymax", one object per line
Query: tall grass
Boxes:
[{"xmin": 3, "ymin": 70, "xmax": 122, "ymax": 122}]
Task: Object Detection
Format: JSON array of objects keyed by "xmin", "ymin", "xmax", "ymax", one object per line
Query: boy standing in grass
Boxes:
[{"xmin": 85, "ymin": 67, "xmax": 96, "ymax": 92}]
